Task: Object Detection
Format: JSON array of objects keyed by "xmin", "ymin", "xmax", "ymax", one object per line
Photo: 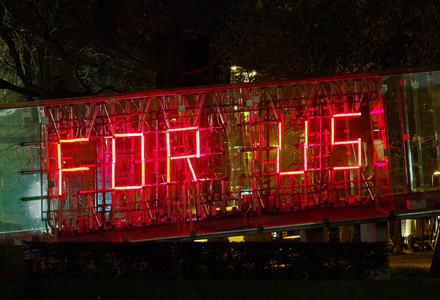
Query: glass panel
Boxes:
[{"xmin": 0, "ymin": 107, "xmax": 45, "ymax": 233}]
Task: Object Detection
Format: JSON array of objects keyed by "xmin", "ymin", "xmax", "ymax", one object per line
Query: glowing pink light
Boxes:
[
  {"xmin": 304, "ymin": 121, "xmax": 308, "ymax": 171},
  {"xmin": 276, "ymin": 147, "xmax": 280, "ymax": 173},
  {"xmin": 333, "ymin": 112, "xmax": 361, "ymax": 118},
  {"xmin": 280, "ymin": 170, "xmax": 304, "ymax": 175},
  {"xmin": 114, "ymin": 186, "xmax": 143, "ymax": 190},
  {"xmin": 166, "ymin": 132, "xmax": 171, "ymax": 157},
  {"xmin": 187, "ymin": 158, "xmax": 197, "ymax": 182},
  {"xmin": 62, "ymin": 167, "xmax": 90, "ymax": 172},
  {"xmin": 112, "ymin": 139, "xmax": 116, "ymax": 190},
  {"xmin": 141, "ymin": 135, "xmax": 145, "ymax": 186},
  {"xmin": 196, "ymin": 130, "xmax": 200, "ymax": 158},
  {"xmin": 304, "ymin": 120, "xmax": 308, "ymax": 148},
  {"xmin": 111, "ymin": 134, "xmax": 145, "ymax": 190},
  {"xmin": 59, "ymin": 138, "xmax": 89, "ymax": 143},
  {"xmin": 114, "ymin": 133, "xmax": 143, "ymax": 137},
  {"xmin": 57, "ymin": 144, "xmax": 62, "ymax": 195},
  {"xmin": 331, "ymin": 118, "xmax": 335, "ymax": 145},
  {"xmin": 165, "ymin": 126, "xmax": 198, "ymax": 132},
  {"xmin": 334, "ymin": 166, "xmax": 361, "ymax": 170},
  {"xmin": 170, "ymin": 154, "xmax": 198, "ymax": 160},
  {"xmin": 167, "ymin": 157, "xmax": 171, "ymax": 183},
  {"xmin": 370, "ymin": 109, "xmax": 384, "ymax": 114},
  {"xmin": 334, "ymin": 140, "xmax": 360, "ymax": 145},
  {"xmin": 278, "ymin": 122, "xmax": 282, "ymax": 150},
  {"xmin": 374, "ymin": 162, "xmax": 387, "ymax": 167}
]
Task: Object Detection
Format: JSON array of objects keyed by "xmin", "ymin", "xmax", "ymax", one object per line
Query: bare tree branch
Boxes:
[
  {"xmin": 0, "ymin": 77, "xmax": 40, "ymax": 97},
  {"xmin": 0, "ymin": 4, "xmax": 49, "ymax": 98},
  {"xmin": 183, "ymin": 39, "xmax": 252, "ymax": 77}
]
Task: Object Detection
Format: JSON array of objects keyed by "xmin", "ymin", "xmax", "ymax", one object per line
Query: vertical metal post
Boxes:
[
  {"xmin": 221, "ymin": 180, "xmax": 227, "ymax": 214},
  {"xmin": 73, "ymin": 194, "xmax": 78, "ymax": 233},
  {"xmin": 358, "ymin": 168, "xmax": 362, "ymax": 203},
  {"xmin": 127, "ymin": 190, "xmax": 133, "ymax": 227},
  {"xmin": 58, "ymin": 195, "xmax": 63, "ymax": 235},
  {"xmin": 397, "ymin": 81, "xmax": 413, "ymax": 193},
  {"xmin": 111, "ymin": 191, "xmax": 116, "ymax": 228},
  {"xmin": 166, "ymin": 184, "xmax": 171, "ymax": 221},
  {"xmin": 141, "ymin": 188, "xmax": 146, "ymax": 225},
  {"xmin": 289, "ymin": 175, "xmax": 294, "ymax": 210},
  {"xmin": 196, "ymin": 181, "xmax": 201, "ymax": 219},
  {"xmin": 344, "ymin": 170, "xmax": 349, "ymax": 202},
  {"xmin": 88, "ymin": 193, "xmax": 93, "ymax": 231},
  {"xmin": 183, "ymin": 182, "xmax": 187, "ymax": 222}
]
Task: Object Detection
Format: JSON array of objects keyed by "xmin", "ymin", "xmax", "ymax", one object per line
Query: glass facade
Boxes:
[{"xmin": 0, "ymin": 69, "xmax": 439, "ymax": 238}]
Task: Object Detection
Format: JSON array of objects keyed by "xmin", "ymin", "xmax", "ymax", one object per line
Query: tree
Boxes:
[
  {"xmin": 214, "ymin": 0, "xmax": 440, "ymax": 82},
  {"xmin": 0, "ymin": 0, "xmax": 230, "ymax": 102}
]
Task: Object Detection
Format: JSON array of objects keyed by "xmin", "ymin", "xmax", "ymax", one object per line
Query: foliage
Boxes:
[
  {"xmin": 23, "ymin": 241, "xmax": 389, "ymax": 280},
  {"xmin": 215, "ymin": 0, "xmax": 440, "ymax": 82},
  {"xmin": 0, "ymin": 0, "xmax": 226, "ymax": 101}
]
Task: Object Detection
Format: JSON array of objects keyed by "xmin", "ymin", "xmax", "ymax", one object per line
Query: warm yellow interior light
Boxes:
[
  {"xmin": 283, "ymin": 235, "xmax": 300, "ymax": 240},
  {"xmin": 228, "ymin": 236, "xmax": 244, "ymax": 242}
]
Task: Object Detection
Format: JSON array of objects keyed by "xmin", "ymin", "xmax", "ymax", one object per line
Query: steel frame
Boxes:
[{"xmin": 42, "ymin": 76, "xmax": 389, "ymax": 235}]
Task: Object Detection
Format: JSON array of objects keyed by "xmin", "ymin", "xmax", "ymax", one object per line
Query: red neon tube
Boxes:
[
  {"xmin": 112, "ymin": 139, "xmax": 116, "ymax": 189},
  {"xmin": 370, "ymin": 109, "xmax": 384, "ymax": 114},
  {"xmin": 280, "ymin": 170, "xmax": 304, "ymax": 175},
  {"xmin": 333, "ymin": 166, "xmax": 360, "ymax": 170},
  {"xmin": 278, "ymin": 122, "xmax": 282, "ymax": 150},
  {"xmin": 304, "ymin": 120, "xmax": 308, "ymax": 171},
  {"xmin": 167, "ymin": 157, "xmax": 171, "ymax": 183},
  {"xmin": 166, "ymin": 132, "xmax": 171, "ymax": 157},
  {"xmin": 57, "ymin": 144, "xmax": 62, "ymax": 195},
  {"xmin": 333, "ymin": 112, "xmax": 361, "ymax": 118},
  {"xmin": 114, "ymin": 133, "xmax": 143, "ymax": 137},
  {"xmin": 170, "ymin": 154, "xmax": 199, "ymax": 160},
  {"xmin": 141, "ymin": 135, "xmax": 145, "ymax": 186},
  {"xmin": 114, "ymin": 186, "xmax": 143, "ymax": 190},
  {"xmin": 187, "ymin": 158, "xmax": 197, "ymax": 182},
  {"xmin": 165, "ymin": 126, "xmax": 198, "ymax": 132},
  {"xmin": 62, "ymin": 167, "xmax": 90, "ymax": 172},
  {"xmin": 196, "ymin": 130, "xmax": 200, "ymax": 158},
  {"xmin": 59, "ymin": 138, "xmax": 89, "ymax": 143},
  {"xmin": 276, "ymin": 147, "xmax": 280, "ymax": 173},
  {"xmin": 111, "ymin": 135, "xmax": 145, "ymax": 190}
]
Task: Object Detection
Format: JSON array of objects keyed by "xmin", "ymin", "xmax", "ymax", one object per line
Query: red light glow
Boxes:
[
  {"xmin": 62, "ymin": 167, "xmax": 90, "ymax": 172},
  {"xmin": 165, "ymin": 127, "xmax": 201, "ymax": 183},
  {"xmin": 57, "ymin": 144, "xmax": 62, "ymax": 195},
  {"xmin": 111, "ymin": 135, "xmax": 144, "ymax": 190},
  {"xmin": 165, "ymin": 126, "xmax": 198, "ymax": 132},
  {"xmin": 59, "ymin": 138, "xmax": 89, "ymax": 143},
  {"xmin": 114, "ymin": 133, "xmax": 143, "ymax": 137},
  {"xmin": 370, "ymin": 109, "xmax": 384, "ymax": 114},
  {"xmin": 187, "ymin": 158, "xmax": 197, "ymax": 182}
]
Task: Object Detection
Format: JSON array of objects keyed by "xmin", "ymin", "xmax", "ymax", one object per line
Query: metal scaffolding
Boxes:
[{"xmin": 41, "ymin": 75, "xmax": 390, "ymax": 235}]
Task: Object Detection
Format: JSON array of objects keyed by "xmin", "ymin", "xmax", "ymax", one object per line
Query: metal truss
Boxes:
[{"xmin": 41, "ymin": 75, "xmax": 390, "ymax": 235}]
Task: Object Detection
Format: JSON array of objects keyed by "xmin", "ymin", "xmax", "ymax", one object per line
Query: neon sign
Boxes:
[
  {"xmin": 111, "ymin": 133, "xmax": 145, "ymax": 190},
  {"xmin": 165, "ymin": 127, "xmax": 201, "ymax": 183},
  {"xmin": 56, "ymin": 140, "xmax": 92, "ymax": 196},
  {"xmin": 44, "ymin": 76, "xmax": 389, "ymax": 235}
]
